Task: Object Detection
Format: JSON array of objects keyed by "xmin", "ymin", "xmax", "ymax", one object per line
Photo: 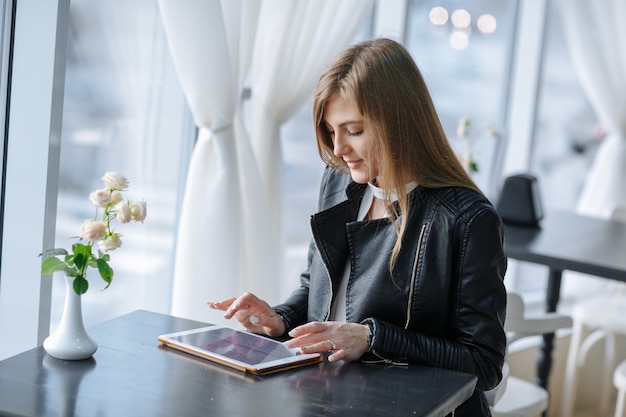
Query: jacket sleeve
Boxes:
[
  {"xmin": 362, "ymin": 205, "xmax": 507, "ymax": 391},
  {"xmin": 272, "ymin": 242, "xmax": 313, "ymax": 334}
]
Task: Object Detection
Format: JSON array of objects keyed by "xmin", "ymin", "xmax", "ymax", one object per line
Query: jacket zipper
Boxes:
[
  {"xmin": 404, "ymin": 223, "xmax": 426, "ymax": 328},
  {"xmin": 314, "ymin": 238, "xmax": 333, "ymax": 321},
  {"xmin": 363, "ymin": 223, "xmax": 426, "ymax": 365}
]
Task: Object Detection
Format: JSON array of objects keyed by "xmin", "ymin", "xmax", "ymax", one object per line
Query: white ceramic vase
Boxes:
[{"xmin": 43, "ymin": 276, "xmax": 98, "ymax": 360}]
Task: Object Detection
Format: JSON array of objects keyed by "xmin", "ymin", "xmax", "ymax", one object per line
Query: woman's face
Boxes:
[{"xmin": 324, "ymin": 94, "xmax": 379, "ymax": 184}]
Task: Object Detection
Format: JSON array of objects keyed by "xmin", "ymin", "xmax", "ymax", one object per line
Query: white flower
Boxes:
[
  {"xmin": 89, "ymin": 188, "xmax": 110, "ymax": 207},
  {"xmin": 110, "ymin": 190, "xmax": 123, "ymax": 205},
  {"xmin": 457, "ymin": 117, "xmax": 470, "ymax": 138},
  {"xmin": 101, "ymin": 171, "xmax": 129, "ymax": 190},
  {"xmin": 80, "ymin": 220, "xmax": 107, "ymax": 242},
  {"xmin": 40, "ymin": 171, "xmax": 148, "ymax": 296},
  {"xmin": 116, "ymin": 202, "xmax": 132, "ymax": 224},
  {"xmin": 98, "ymin": 234, "xmax": 123, "ymax": 252},
  {"xmin": 130, "ymin": 200, "xmax": 147, "ymax": 222}
]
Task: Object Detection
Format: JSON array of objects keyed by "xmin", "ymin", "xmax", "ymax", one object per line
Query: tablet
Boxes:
[{"xmin": 158, "ymin": 325, "xmax": 322, "ymax": 375}]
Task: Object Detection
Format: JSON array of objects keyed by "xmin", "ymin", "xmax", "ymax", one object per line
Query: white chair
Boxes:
[
  {"xmin": 560, "ymin": 208, "xmax": 626, "ymax": 417},
  {"xmin": 489, "ymin": 292, "xmax": 573, "ymax": 417},
  {"xmin": 614, "ymin": 360, "xmax": 626, "ymax": 417}
]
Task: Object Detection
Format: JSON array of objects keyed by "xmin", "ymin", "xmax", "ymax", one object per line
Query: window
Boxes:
[
  {"xmin": 405, "ymin": 0, "xmax": 518, "ymax": 200},
  {"xmin": 48, "ymin": 0, "xmax": 191, "ymax": 330}
]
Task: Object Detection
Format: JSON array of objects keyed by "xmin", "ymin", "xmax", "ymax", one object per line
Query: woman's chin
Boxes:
[{"xmin": 349, "ymin": 173, "xmax": 371, "ymax": 184}]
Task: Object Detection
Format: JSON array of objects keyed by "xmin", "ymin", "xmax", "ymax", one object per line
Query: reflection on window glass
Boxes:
[
  {"xmin": 51, "ymin": 0, "xmax": 188, "ymax": 330},
  {"xmin": 405, "ymin": 0, "xmax": 516, "ymax": 198}
]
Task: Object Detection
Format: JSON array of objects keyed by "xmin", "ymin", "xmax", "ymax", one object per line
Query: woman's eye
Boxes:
[{"xmin": 347, "ymin": 130, "xmax": 363, "ymax": 136}]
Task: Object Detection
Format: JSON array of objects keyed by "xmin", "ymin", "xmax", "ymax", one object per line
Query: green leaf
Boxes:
[
  {"xmin": 87, "ymin": 256, "xmax": 99, "ymax": 268},
  {"xmin": 73, "ymin": 276, "xmax": 89, "ymax": 295},
  {"xmin": 39, "ymin": 248, "xmax": 69, "ymax": 258},
  {"xmin": 73, "ymin": 253, "xmax": 87, "ymax": 271},
  {"xmin": 72, "ymin": 243, "xmax": 91, "ymax": 257},
  {"xmin": 469, "ymin": 161, "xmax": 479, "ymax": 173},
  {"xmin": 41, "ymin": 257, "xmax": 69, "ymax": 275},
  {"xmin": 96, "ymin": 259, "xmax": 114, "ymax": 289}
]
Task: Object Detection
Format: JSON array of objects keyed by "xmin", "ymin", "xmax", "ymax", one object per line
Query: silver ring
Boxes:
[{"xmin": 327, "ymin": 340, "xmax": 337, "ymax": 350}]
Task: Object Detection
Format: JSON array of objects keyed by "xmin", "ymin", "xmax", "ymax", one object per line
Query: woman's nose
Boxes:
[{"xmin": 333, "ymin": 133, "xmax": 348, "ymax": 157}]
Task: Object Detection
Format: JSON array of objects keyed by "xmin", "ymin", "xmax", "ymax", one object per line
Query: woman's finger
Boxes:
[
  {"xmin": 297, "ymin": 339, "xmax": 335, "ymax": 354},
  {"xmin": 288, "ymin": 321, "xmax": 326, "ymax": 338},
  {"xmin": 213, "ymin": 293, "xmax": 286, "ymax": 338},
  {"xmin": 240, "ymin": 311, "xmax": 286, "ymax": 337},
  {"xmin": 206, "ymin": 297, "xmax": 237, "ymax": 311}
]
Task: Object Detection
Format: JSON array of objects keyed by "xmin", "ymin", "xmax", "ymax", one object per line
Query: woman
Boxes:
[{"xmin": 209, "ymin": 38, "xmax": 507, "ymax": 415}]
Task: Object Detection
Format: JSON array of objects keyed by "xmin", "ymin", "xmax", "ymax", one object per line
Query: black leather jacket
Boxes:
[{"xmin": 274, "ymin": 168, "xmax": 507, "ymax": 415}]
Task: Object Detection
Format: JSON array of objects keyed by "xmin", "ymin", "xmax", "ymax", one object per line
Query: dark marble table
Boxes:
[
  {"xmin": 504, "ymin": 210, "xmax": 626, "ymax": 391},
  {"xmin": 0, "ymin": 310, "xmax": 477, "ymax": 417}
]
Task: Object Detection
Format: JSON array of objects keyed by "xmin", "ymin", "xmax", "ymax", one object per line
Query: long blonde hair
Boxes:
[{"xmin": 312, "ymin": 38, "xmax": 481, "ymax": 270}]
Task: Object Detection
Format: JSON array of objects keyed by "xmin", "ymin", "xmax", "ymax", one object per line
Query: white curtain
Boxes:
[
  {"xmin": 158, "ymin": 0, "xmax": 374, "ymax": 322},
  {"xmin": 157, "ymin": 0, "xmax": 261, "ymax": 321},
  {"xmin": 559, "ymin": 0, "xmax": 626, "ymax": 218},
  {"xmin": 245, "ymin": 0, "xmax": 375, "ymax": 295},
  {"xmin": 558, "ymin": 0, "xmax": 626, "ymax": 297}
]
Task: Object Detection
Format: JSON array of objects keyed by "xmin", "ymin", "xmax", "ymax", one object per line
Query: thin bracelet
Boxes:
[
  {"xmin": 363, "ymin": 319, "xmax": 375, "ymax": 352},
  {"xmin": 274, "ymin": 310, "xmax": 291, "ymax": 334}
]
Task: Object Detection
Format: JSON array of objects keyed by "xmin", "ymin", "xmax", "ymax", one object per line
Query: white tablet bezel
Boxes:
[{"xmin": 158, "ymin": 325, "xmax": 322, "ymax": 375}]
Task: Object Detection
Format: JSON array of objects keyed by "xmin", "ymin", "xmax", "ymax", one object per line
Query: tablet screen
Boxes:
[
  {"xmin": 159, "ymin": 325, "xmax": 322, "ymax": 375},
  {"xmin": 168, "ymin": 327, "xmax": 296, "ymax": 366}
]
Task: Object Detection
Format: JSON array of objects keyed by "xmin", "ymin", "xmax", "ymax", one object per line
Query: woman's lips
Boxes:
[{"xmin": 345, "ymin": 160, "xmax": 363, "ymax": 170}]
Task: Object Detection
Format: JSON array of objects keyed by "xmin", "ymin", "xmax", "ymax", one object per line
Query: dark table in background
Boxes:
[
  {"xmin": 504, "ymin": 210, "xmax": 626, "ymax": 391},
  {"xmin": 0, "ymin": 310, "xmax": 477, "ymax": 417}
]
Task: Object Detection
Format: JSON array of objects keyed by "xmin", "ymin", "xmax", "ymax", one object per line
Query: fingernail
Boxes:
[
  {"xmin": 250, "ymin": 315, "xmax": 259, "ymax": 324},
  {"xmin": 232, "ymin": 301, "xmax": 239, "ymax": 309},
  {"xmin": 288, "ymin": 329, "xmax": 297, "ymax": 337},
  {"xmin": 283, "ymin": 341, "xmax": 293, "ymax": 348}
]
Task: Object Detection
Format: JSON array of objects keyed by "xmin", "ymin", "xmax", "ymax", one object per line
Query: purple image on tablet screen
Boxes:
[{"xmin": 171, "ymin": 328, "xmax": 296, "ymax": 365}]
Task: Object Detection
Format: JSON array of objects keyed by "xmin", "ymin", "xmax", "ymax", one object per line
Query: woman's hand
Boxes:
[
  {"xmin": 207, "ymin": 292, "xmax": 286, "ymax": 338},
  {"xmin": 284, "ymin": 321, "xmax": 370, "ymax": 362}
]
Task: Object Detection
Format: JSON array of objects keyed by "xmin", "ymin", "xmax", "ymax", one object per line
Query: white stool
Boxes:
[
  {"xmin": 560, "ymin": 295, "xmax": 626, "ymax": 417},
  {"xmin": 615, "ymin": 361, "xmax": 626, "ymax": 417},
  {"xmin": 488, "ymin": 293, "xmax": 571, "ymax": 417}
]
